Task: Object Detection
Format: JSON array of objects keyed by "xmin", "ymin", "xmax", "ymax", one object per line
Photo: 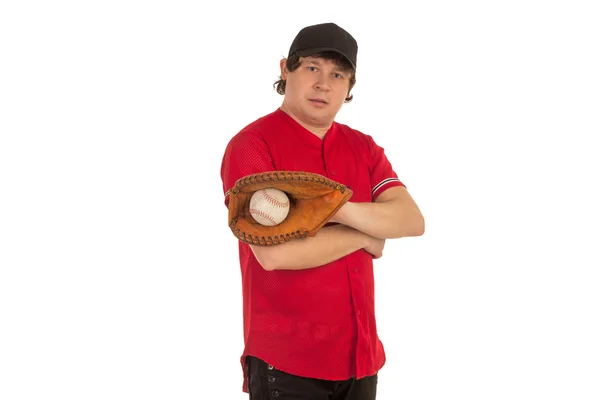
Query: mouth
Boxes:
[{"xmin": 308, "ymin": 98, "xmax": 328, "ymax": 105}]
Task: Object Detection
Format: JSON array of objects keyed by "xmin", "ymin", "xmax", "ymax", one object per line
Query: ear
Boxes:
[{"xmin": 280, "ymin": 58, "xmax": 288, "ymax": 80}]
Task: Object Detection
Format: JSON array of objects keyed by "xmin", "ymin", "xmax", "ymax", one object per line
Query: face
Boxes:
[{"xmin": 280, "ymin": 56, "xmax": 352, "ymax": 128}]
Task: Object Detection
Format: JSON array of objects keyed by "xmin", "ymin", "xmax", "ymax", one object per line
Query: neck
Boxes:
[{"xmin": 280, "ymin": 103, "xmax": 331, "ymax": 139}]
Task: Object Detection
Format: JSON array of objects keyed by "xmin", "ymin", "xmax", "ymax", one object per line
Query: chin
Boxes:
[{"xmin": 306, "ymin": 111, "xmax": 334, "ymax": 124}]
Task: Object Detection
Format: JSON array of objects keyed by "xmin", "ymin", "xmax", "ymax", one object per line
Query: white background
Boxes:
[{"xmin": 1, "ymin": 1, "xmax": 599, "ymax": 399}]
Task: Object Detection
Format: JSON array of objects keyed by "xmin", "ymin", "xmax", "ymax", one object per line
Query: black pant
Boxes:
[{"xmin": 247, "ymin": 356, "xmax": 378, "ymax": 400}]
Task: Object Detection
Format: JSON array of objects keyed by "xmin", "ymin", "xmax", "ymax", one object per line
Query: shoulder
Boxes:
[
  {"xmin": 335, "ymin": 121, "xmax": 376, "ymax": 149},
  {"xmin": 227, "ymin": 109, "xmax": 286, "ymax": 145}
]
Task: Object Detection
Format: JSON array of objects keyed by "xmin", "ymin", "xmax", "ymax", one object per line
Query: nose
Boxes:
[{"xmin": 314, "ymin": 74, "xmax": 331, "ymax": 92}]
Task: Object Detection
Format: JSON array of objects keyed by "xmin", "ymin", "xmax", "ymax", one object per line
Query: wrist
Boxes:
[{"xmin": 332, "ymin": 202, "xmax": 352, "ymax": 224}]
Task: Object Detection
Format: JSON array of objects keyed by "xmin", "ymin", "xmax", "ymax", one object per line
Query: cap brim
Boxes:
[{"xmin": 295, "ymin": 47, "xmax": 356, "ymax": 70}]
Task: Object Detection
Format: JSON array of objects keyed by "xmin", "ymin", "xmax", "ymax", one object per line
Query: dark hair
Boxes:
[{"xmin": 273, "ymin": 51, "xmax": 356, "ymax": 102}]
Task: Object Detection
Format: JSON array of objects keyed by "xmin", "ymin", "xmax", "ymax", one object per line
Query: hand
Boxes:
[{"xmin": 364, "ymin": 236, "xmax": 386, "ymax": 259}]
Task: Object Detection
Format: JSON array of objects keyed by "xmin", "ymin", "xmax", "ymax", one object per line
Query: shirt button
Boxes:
[
  {"xmin": 354, "ymin": 267, "xmax": 358, "ymax": 272},
  {"xmin": 332, "ymin": 171, "xmax": 336, "ymax": 176},
  {"xmin": 357, "ymin": 309, "xmax": 361, "ymax": 315},
  {"xmin": 272, "ymin": 390, "xmax": 280, "ymax": 398}
]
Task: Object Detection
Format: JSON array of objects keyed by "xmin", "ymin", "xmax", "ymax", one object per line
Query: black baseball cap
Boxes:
[{"xmin": 288, "ymin": 23, "xmax": 358, "ymax": 71}]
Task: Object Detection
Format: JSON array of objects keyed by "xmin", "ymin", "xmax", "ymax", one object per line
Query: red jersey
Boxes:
[{"xmin": 220, "ymin": 108, "xmax": 405, "ymax": 393}]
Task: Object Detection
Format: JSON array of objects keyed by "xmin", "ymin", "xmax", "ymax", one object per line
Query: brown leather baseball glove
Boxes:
[{"xmin": 225, "ymin": 171, "xmax": 353, "ymax": 246}]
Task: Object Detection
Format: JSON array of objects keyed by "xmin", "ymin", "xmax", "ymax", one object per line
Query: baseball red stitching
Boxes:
[
  {"xmin": 249, "ymin": 208, "xmax": 278, "ymax": 225},
  {"xmin": 261, "ymin": 190, "xmax": 289, "ymax": 208}
]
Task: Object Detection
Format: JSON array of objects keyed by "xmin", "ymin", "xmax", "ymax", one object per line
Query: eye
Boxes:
[
  {"xmin": 333, "ymin": 73, "xmax": 344, "ymax": 79},
  {"xmin": 308, "ymin": 66, "xmax": 318, "ymax": 72}
]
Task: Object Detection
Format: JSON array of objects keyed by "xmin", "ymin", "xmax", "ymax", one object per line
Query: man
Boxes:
[{"xmin": 221, "ymin": 22, "xmax": 424, "ymax": 400}]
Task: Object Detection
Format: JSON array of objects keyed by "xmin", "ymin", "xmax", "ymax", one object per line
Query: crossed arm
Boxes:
[
  {"xmin": 251, "ymin": 185, "xmax": 424, "ymax": 271},
  {"xmin": 330, "ymin": 186, "xmax": 425, "ymax": 239}
]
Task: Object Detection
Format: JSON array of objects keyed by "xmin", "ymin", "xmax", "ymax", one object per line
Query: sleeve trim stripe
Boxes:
[{"xmin": 372, "ymin": 178, "xmax": 402, "ymax": 194}]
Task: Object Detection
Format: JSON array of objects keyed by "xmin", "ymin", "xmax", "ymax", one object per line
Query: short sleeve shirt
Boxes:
[{"xmin": 220, "ymin": 108, "xmax": 405, "ymax": 393}]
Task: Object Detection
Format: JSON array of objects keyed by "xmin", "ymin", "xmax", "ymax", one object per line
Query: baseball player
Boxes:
[{"xmin": 221, "ymin": 22, "xmax": 425, "ymax": 400}]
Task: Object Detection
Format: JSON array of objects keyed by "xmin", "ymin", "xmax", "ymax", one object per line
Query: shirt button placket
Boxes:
[{"xmin": 351, "ymin": 266, "xmax": 360, "ymax": 316}]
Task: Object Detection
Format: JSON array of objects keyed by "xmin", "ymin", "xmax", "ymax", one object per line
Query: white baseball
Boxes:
[{"xmin": 249, "ymin": 188, "xmax": 290, "ymax": 226}]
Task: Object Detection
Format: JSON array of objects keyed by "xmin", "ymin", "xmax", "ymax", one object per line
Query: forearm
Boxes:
[
  {"xmin": 333, "ymin": 200, "xmax": 424, "ymax": 239},
  {"xmin": 250, "ymin": 224, "xmax": 367, "ymax": 271}
]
